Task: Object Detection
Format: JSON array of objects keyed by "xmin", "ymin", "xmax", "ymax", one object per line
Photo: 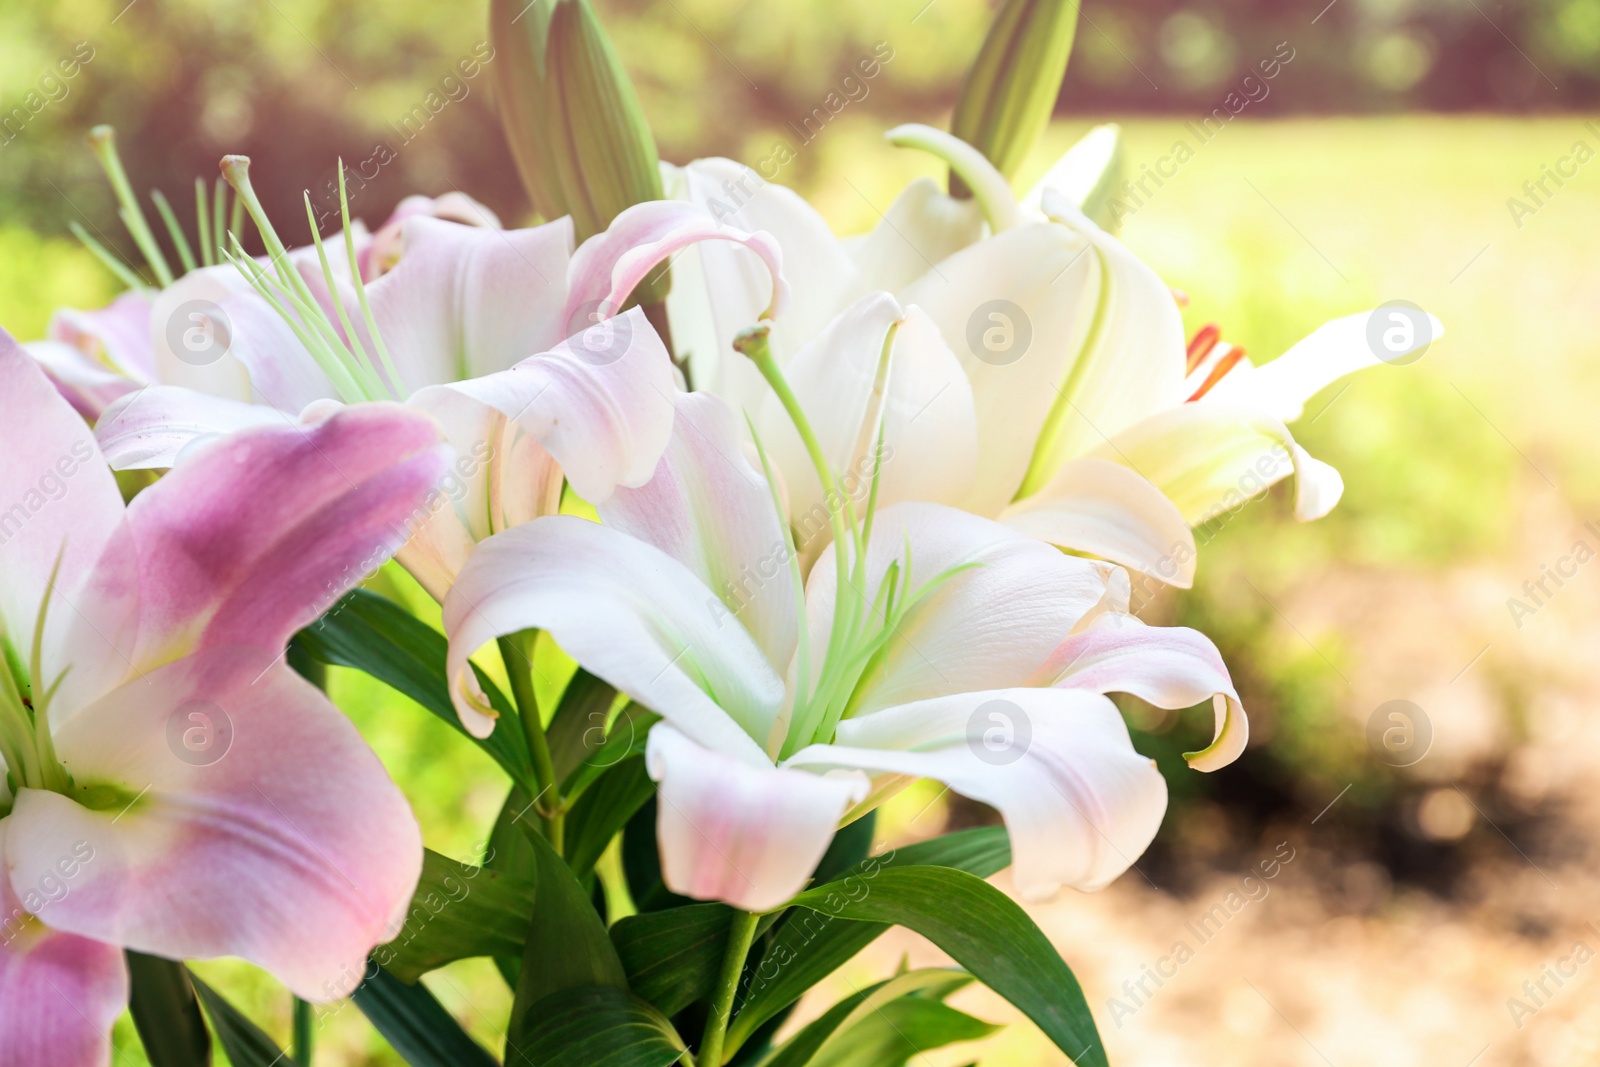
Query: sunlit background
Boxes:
[{"xmin": 3, "ymin": 0, "xmax": 1598, "ymax": 1063}]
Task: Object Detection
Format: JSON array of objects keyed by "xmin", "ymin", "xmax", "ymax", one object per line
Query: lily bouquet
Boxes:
[{"xmin": 0, "ymin": 0, "xmax": 1438, "ymax": 1064}]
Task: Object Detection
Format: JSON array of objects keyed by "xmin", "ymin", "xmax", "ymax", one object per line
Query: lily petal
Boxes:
[
  {"xmin": 47, "ymin": 290, "xmax": 157, "ymax": 384},
  {"xmin": 761, "ymin": 293, "xmax": 978, "ymax": 548},
  {"xmin": 1019, "ymin": 192, "xmax": 1188, "ymax": 494},
  {"xmin": 566, "ymin": 197, "xmax": 790, "ymax": 336},
  {"xmin": 69, "ymin": 403, "xmax": 447, "ymax": 696},
  {"xmin": 410, "ymin": 307, "xmax": 675, "ymax": 505},
  {"xmin": 398, "ymin": 388, "xmax": 562, "ymax": 601},
  {"xmin": 805, "ymin": 504, "xmax": 1113, "ymax": 715},
  {"xmin": 443, "ymin": 515, "xmax": 779, "ymax": 757},
  {"xmin": 600, "ymin": 391, "xmax": 798, "ymax": 676},
  {"xmin": 647, "ymin": 724, "xmax": 867, "ymax": 912},
  {"xmin": 787, "ymin": 687, "xmax": 1167, "ymax": 897},
  {"xmin": 1001, "ymin": 457, "xmax": 1196, "ymax": 588},
  {"xmin": 1202, "ymin": 310, "xmax": 1445, "ymax": 423},
  {"xmin": 0, "ymin": 335, "xmax": 124, "ymax": 685},
  {"xmin": 1040, "ymin": 615, "xmax": 1247, "ymax": 771},
  {"xmin": 898, "ymin": 223, "xmax": 1098, "ymax": 517},
  {"xmin": 1094, "ymin": 402, "xmax": 1344, "ymax": 524},
  {"xmin": 25, "ymin": 339, "xmax": 141, "ymax": 422},
  {"xmin": 94, "ymin": 386, "xmax": 285, "ymax": 470},
  {"xmin": 147, "ymin": 266, "xmax": 264, "ymax": 404},
  {"xmin": 367, "ymin": 215, "xmax": 574, "ymax": 390},
  {"xmin": 0, "ymin": 826, "xmax": 127, "ymax": 1067},
  {"xmin": 6, "ymin": 651, "xmax": 421, "ymax": 1001},
  {"xmin": 850, "ymin": 177, "xmax": 985, "ymax": 295}
]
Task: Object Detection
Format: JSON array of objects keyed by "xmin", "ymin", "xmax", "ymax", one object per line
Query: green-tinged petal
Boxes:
[{"xmin": 1093, "ymin": 401, "xmax": 1344, "ymax": 525}]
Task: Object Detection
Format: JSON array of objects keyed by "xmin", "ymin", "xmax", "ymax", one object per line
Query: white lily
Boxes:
[
  {"xmin": 634, "ymin": 124, "xmax": 1440, "ymax": 598},
  {"xmin": 442, "ymin": 339, "xmax": 1247, "ymax": 910}
]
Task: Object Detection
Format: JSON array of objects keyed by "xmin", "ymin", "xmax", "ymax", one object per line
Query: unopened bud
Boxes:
[
  {"xmin": 950, "ymin": 0, "xmax": 1081, "ymax": 197},
  {"xmin": 490, "ymin": 0, "xmax": 666, "ymax": 296}
]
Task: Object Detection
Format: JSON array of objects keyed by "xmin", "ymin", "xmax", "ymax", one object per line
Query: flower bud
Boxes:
[
  {"xmin": 490, "ymin": 0, "xmax": 665, "ymax": 275},
  {"xmin": 949, "ymin": 0, "xmax": 1080, "ymax": 197}
]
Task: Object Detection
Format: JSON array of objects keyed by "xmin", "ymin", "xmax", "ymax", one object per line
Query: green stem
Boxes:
[
  {"xmin": 293, "ymin": 996, "xmax": 313, "ymax": 1064},
  {"xmin": 497, "ymin": 633, "xmax": 563, "ymax": 851},
  {"xmin": 699, "ymin": 909, "xmax": 758, "ymax": 1067}
]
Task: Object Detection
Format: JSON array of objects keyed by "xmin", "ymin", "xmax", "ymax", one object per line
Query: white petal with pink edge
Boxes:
[
  {"xmin": 1040, "ymin": 614, "xmax": 1247, "ymax": 771},
  {"xmin": 411, "ymin": 307, "xmax": 675, "ymax": 506},
  {"xmin": 647, "ymin": 724, "xmax": 867, "ymax": 912},
  {"xmin": 600, "ymin": 391, "xmax": 798, "ymax": 677},
  {"xmin": 787, "ymin": 687, "xmax": 1167, "ymax": 898},
  {"xmin": 443, "ymin": 516, "xmax": 779, "ymax": 757},
  {"xmin": 94, "ymin": 385, "xmax": 286, "ymax": 470}
]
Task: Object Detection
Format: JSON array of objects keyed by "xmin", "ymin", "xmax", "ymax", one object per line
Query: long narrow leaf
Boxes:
[{"xmin": 351, "ymin": 964, "xmax": 498, "ymax": 1067}]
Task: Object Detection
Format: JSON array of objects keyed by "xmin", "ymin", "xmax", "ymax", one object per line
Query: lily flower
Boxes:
[
  {"xmin": 631, "ymin": 125, "xmax": 1440, "ymax": 594},
  {"xmin": 87, "ymin": 159, "xmax": 782, "ymax": 600},
  {"xmin": 441, "ymin": 335, "xmax": 1246, "ymax": 910},
  {"xmin": 0, "ymin": 335, "xmax": 446, "ymax": 1066}
]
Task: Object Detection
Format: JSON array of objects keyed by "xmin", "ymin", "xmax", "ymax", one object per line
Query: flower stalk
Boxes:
[{"xmin": 699, "ymin": 908, "xmax": 758, "ymax": 1067}]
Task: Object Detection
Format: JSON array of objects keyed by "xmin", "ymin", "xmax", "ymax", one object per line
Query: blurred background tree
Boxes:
[{"xmin": 0, "ymin": 0, "xmax": 1589, "ymax": 251}]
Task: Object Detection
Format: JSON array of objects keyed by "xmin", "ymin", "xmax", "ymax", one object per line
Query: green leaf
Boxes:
[
  {"xmin": 189, "ymin": 973, "xmax": 300, "ymax": 1067},
  {"xmin": 622, "ymin": 795, "xmax": 696, "ymax": 913},
  {"xmin": 810, "ymin": 812, "xmax": 875, "ymax": 887},
  {"xmin": 350, "ymin": 964, "xmax": 498, "ymax": 1067},
  {"xmin": 786, "ymin": 867, "xmax": 1106, "ymax": 1067},
  {"xmin": 545, "ymin": 668, "xmax": 620, "ymax": 782},
  {"xmin": 564, "ymin": 754, "xmax": 655, "ymax": 879},
  {"xmin": 562, "ymin": 701, "xmax": 659, "ymax": 797},
  {"xmin": 728, "ymin": 827, "xmax": 1011, "ymax": 1051},
  {"xmin": 762, "ymin": 969, "xmax": 995, "ymax": 1067},
  {"xmin": 127, "ymin": 952, "xmax": 211, "ymax": 1067},
  {"xmin": 507, "ymin": 817, "xmax": 629, "ymax": 1059},
  {"xmin": 381, "ymin": 849, "xmax": 536, "ymax": 983},
  {"xmin": 611, "ymin": 902, "xmax": 734, "ymax": 1015},
  {"xmin": 515, "ymin": 985, "xmax": 687, "ymax": 1067},
  {"xmin": 296, "ymin": 589, "xmax": 533, "ymax": 785}
]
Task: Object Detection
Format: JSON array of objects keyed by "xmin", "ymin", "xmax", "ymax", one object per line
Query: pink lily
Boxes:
[
  {"xmin": 0, "ymin": 333, "xmax": 446, "ymax": 1066},
  {"xmin": 88, "ymin": 164, "xmax": 782, "ymax": 601}
]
